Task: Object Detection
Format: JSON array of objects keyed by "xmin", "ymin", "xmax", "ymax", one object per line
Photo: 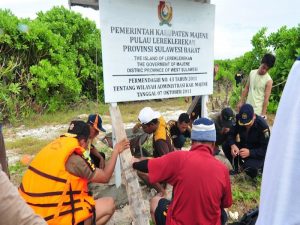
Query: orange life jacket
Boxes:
[{"xmin": 19, "ymin": 137, "xmax": 95, "ymax": 225}]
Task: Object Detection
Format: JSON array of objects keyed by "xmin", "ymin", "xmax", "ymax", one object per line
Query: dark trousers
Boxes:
[
  {"xmin": 222, "ymin": 143, "xmax": 264, "ymax": 178},
  {"xmin": 221, "ymin": 208, "xmax": 228, "ymax": 225},
  {"xmin": 155, "ymin": 198, "xmax": 227, "ymax": 225},
  {"xmin": 190, "ymin": 96, "xmax": 202, "ymax": 121}
]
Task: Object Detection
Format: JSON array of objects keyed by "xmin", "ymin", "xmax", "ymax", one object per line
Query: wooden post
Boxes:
[
  {"xmin": 110, "ymin": 104, "xmax": 122, "ymax": 188},
  {"xmin": 187, "ymin": 96, "xmax": 201, "ymax": 116},
  {"xmin": 186, "ymin": 95, "xmax": 208, "ymax": 118},
  {"xmin": 109, "ymin": 105, "xmax": 149, "ymax": 225},
  {"xmin": 193, "ymin": 0, "xmax": 210, "ymax": 118},
  {"xmin": 201, "ymin": 95, "xmax": 208, "ymax": 118}
]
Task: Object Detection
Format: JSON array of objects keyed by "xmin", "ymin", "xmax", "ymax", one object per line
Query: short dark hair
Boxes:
[
  {"xmin": 67, "ymin": 120, "xmax": 90, "ymax": 141},
  {"xmin": 261, "ymin": 53, "xmax": 276, "ymax": 68},
  {"xmin": 178, "ymin": 113, "xmax": 190, "ymax": 123}
]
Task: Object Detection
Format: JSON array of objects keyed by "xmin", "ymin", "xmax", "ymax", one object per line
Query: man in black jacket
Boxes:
[{"xmin": 223, "ymin": 104, "xmax": 270, "ymax": 178}]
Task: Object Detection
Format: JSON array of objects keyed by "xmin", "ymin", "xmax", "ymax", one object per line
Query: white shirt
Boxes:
[{"xmin": 246, "ymin": 69, "xmax": 272, "ymax": 115}]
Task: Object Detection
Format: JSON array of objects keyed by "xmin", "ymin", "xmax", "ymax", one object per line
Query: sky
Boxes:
[{"xmin": 1, "ymin": 0, "xmax": 300, "ymax": 59}]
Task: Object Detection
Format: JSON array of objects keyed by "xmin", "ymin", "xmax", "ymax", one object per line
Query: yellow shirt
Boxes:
[
  {"xmin": 246, "ymin": 69, "xmax": 272, "ymax": 115},
  {"xmin": 154, "ymin": 116, "xmax": 167, "ymax": 141}
]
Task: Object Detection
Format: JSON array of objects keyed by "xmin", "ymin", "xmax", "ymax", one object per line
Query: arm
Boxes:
[
  {"xmin": 249, "ymin": 128, "xmax": 270, "ymax": 160},
  {"xmin": 221, "ymin": 169, "xmax": 233, "ymax": 208},
  {"xmin": 227, "ymin": 126, "xmax": 240, "ymax": 157},
  {"xmin": 132, "ymin": 159, "xmax": 149, "ymax": 173},
  {"xmin": 132, "ymin": 122, "xmax": 142, "ymax": 133},
  {"xmin": 214, "ymin": 120, "xmax": 223, "ymax": 145},
  {"xmin": 153, "ymin": 139, "xmax": 171, "ymax": 156},
  {"xmin": 186, "ymin": 126, "xmax": 191, "ymax": 136},
  {"xmin": 90, "ymin": 145, "xmax": 105, "ymax": 169},
  {"xmin": 237, "ymin": 79, "xmax": 250, "ymax": 111},
  {"xmin": 261, "ymin": 80, "xmax": 273, "ymax": 116},
  {"xmin": 91, "ymin": 139, "xmax": 129, "ymax": 183},
  {"xmin": 227, "ymin": 125, "xmax": 238, "ymax": 147}
]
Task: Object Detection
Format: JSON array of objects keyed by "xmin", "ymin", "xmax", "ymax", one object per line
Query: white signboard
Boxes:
[{"xmin": 100, "ymin": 0, "xmax": 215, "ymax": 103}]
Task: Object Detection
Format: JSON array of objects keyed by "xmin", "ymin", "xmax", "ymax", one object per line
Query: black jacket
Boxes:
[{"xmin": 227, "ymin": 115, "xmax": 270, "ymax": 160}]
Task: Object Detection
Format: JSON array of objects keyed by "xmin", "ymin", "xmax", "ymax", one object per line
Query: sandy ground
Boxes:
[{"xmin": 5, "ymin": 110, "xmax": 186, "ymax": 162}]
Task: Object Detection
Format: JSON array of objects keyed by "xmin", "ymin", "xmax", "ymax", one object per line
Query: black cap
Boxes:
[
  {"xmin": 67, "ymin": 121, "xmax": 90, "ymax": 139},
  {"xmin": 221, "ymin": 107, "xmax": 234, "ymax": 128},
  {"xmin": 238, "ymin": 104, "xmax": 254, "ymax": 126}
]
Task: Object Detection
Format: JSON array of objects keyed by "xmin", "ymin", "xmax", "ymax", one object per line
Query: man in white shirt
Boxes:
[{"xmin": 237, "ymin": 53, "xmax": 276, "ymax": 118}]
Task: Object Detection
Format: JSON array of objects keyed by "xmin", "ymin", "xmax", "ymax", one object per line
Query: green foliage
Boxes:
[
  {"xmin": 229, "ymin": 85, "xmax": 242, "ymax": 110},
  {"xmin": 267, "ymin": 99, "xmax": 278, "ymax": 113},
  {"xmin": 267, "ymin": 26, "xmax": 300, "ymax": 111},
  {"xmin": 9, "ymin": 161, "xmax": 28, "ymax": 185},
  {"xmin": 231, "ymin": 174, "xmax": 262, "ymax": 214},
  {"xmin": 0, "ymin": 7, "xmax": 102, "ymax": 122},
  {"xmin": 251, "ymin": 27, "xmax": 269, "ymax": 60},
  {"xmin": 215, "ymin": 59, "xmax": 235, "ymax": 82},
  {"xmin": 9, "ymin": 161, "xmax": 27, "ymax": 175}
]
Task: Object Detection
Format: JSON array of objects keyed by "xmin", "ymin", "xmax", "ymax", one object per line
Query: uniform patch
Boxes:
[
  {"xmin": 242, "ymin": 113, "xmax": 248, "ymax": 120},
  {"xmin": 263, "ymin": 129, "xmax": 270, "ymax": 139},
  {"xmin": 82, "ymin": 151, "xmax": 96, "ymax": 172}
]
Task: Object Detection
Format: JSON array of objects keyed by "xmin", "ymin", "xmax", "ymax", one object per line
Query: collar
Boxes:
[{"xmin": 190, "ymin": 143, "xmax": 214, "ymax": 155}]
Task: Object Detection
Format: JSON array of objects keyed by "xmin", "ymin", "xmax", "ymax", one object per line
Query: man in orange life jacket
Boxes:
[{"xmin": 19, "ymin": 121, "xmax": 129, "ymax": 225}]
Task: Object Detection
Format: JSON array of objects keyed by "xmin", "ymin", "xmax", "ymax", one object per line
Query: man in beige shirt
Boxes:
[
  {"xmin": 237, "ymin": 53, "xmax": 276, "ymax": 118},
  {"xmin": 0, "ymin": 167, "xmax": 46, "ymax": 225}
]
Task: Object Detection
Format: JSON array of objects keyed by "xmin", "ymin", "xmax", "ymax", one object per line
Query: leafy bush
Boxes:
[
  {"xmin": 229, "ymin": 85, "xmax": 242, "ymax": 110},
  {"xmin": 0, "ymin": 7, "xmax": 103, "ymax": 122}
]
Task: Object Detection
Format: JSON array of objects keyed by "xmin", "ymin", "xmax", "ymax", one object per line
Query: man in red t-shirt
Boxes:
[{"xmin": 133, "ymin": 118, "xmax": 232, "ymax": 225}]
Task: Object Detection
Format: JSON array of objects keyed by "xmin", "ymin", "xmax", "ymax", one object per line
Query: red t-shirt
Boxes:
[{"xmin": 149, "ymin": 144, "xmax": 232, "ymax": 225}]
